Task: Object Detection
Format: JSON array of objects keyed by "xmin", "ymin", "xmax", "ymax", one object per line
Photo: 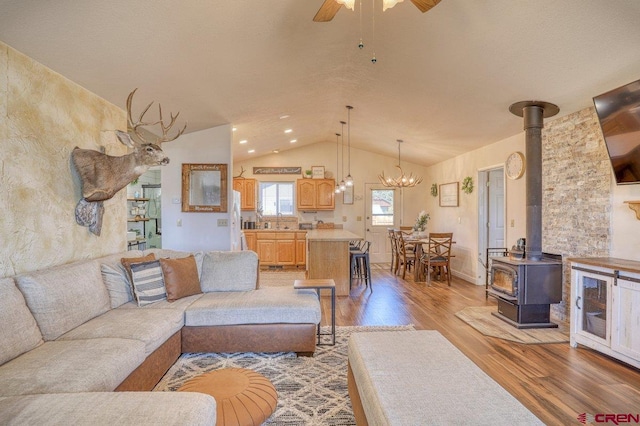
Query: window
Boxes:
[
  {"xmin": 259, "ymin": 182, "xmax": 294, "ymax": 216},
  {"xmin": 371, "ymin": 189, "xmax": 394, "ymax": 226}
]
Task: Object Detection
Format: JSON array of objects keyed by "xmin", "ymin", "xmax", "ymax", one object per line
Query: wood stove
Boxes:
[
  {"xmin": 489, "ymin": 100, "xmax": 564, "ymax": 329},
  {"xmin": 488, "ymin": 253, "xmax": 562, "ymax": 328}
]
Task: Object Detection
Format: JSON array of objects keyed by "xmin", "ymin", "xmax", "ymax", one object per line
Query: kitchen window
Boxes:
[{"xmin": 259, "ymin": 182, "xmax": 295, "ymax": 216}]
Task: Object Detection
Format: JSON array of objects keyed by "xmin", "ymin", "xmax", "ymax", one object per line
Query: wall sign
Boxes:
[{"xmin": 252, "ymin": 167, "xmax": 301, "ymax": 175}]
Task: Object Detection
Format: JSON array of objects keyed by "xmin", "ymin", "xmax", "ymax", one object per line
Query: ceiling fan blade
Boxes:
[
  {"xmin": 313, "ymin": 0, "xmax": 342, "ymax": 22},
  {"xmin": 409, "ymin": 0, "xmax": 442, "ymax": 13}
]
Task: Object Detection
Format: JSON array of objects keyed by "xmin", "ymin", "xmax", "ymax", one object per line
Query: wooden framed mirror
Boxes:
[{"xmin": 181, "ymin": 163, "xmax": 228, "ymax": 212}]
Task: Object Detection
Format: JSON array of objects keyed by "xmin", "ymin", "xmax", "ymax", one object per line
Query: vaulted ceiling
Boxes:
[{"xmin": 1, "ymin": 0, "xmax": 640, "ymax": 165}]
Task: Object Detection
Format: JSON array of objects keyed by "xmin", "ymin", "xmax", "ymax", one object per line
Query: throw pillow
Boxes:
[
  {"xmin": 121, "ymin": 253, "xmax": 156, "ymax": 287},
  {"xmin": 129, "ymin": 260, "xmax": 167, "ymax": 306},
  {"xmin": 100, "ymin": 263, "xmax": 134, "ymax": 308},
  {"xmin": 160, "ymin": 255, "xmax": 202, "ymax": 302}
]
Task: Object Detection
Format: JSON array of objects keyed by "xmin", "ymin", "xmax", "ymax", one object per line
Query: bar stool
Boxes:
[{"xmin": 350, "ymin": 241, "xmax": 372, "ymax": 291}]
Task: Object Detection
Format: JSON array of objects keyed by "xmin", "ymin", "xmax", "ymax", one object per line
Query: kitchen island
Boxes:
[{"xmin": 306, "ymin": 229, "xmax": 363, "ymax": 296}]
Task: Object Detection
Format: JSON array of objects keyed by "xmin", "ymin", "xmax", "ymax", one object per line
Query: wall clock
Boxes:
[{"xmin": 506, "ymin": 151, "xmax": 525, "ymax": 180}]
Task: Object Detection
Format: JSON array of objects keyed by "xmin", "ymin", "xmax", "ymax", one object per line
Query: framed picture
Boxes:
[
  {"xmin": 343, "ymin": 185, "xmax": 354, "ymax": 205},
  {"xmin": 311, "ymin": 166, "xmax": 325, "ymax": 179},
  {"xmin": 182, "ymin": 163, "xmax": 228, "ymax": 212},
  {"xmin": 439, "ymin": 182, "xmax": 459, "ymax": 207}
]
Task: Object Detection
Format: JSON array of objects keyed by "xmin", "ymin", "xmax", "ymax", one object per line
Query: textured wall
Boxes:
[
  {"xmin": 542, "ymin": 107, "xmax": 611, "ymax": 323},
  {"xmin": 0, "ymin": 42, "xmax": 127, "ymax": 277}
]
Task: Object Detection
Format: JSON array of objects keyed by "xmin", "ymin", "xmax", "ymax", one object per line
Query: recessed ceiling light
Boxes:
[
  {"xmin": 273, "ymin": 150, "xmax": 280, "ymax": 154},
  {"xmin": 239, "ymin": 140, "xmax": 248, "ymax": 144},
  {"xmin": 232, "ymin": 127, "xmax": 237, "ymax": 132},
  {"xmin": 290, "ymin": 139, "xmax": 297, "ymax": 143},
  {"xmin": 248, "ymin": 149, "xmax": 255, "ymax": 153},
  {"xmin": 284, "ymin": 129, "xmax": 293, "ymax": 134},
  {"xmin": 279, "ymin": 114, "xmax": 290, "ymax": 120}
]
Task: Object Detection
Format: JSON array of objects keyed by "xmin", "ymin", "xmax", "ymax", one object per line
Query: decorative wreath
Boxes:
[
  {"xmin": 430, "ymin": 183, "xmax": 438, "ymax": 197},
  {"xmin": 462, "ymin": 176, "xmax": 474, "ymax": 194}
]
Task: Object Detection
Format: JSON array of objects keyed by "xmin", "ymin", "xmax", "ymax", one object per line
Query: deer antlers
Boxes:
[{"xmin": 126, "ymin": 88, "xmax": 187, "ymax": 145}]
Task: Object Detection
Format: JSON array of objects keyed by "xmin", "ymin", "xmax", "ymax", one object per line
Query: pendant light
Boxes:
[
  {"xmin": 335, "ymin": 132, "xmax": 342, "ymax": 194},
  {"xmin": 345, "ymin": 105, "xmax": 354, "ymax": 187},
  {"xmin": 339, "ymin": 121, "xmax": 346, "ymax": 191}
]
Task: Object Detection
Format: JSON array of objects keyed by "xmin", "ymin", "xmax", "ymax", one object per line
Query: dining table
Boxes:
[{"xmin": 403, "ymin": 236, "xmax": 455, "ymax": 282}]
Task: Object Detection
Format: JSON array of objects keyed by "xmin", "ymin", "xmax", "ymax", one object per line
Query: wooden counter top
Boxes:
[
  {"xmin": 568, "ymin": 257, "xmax": 640, "ymax": 274},
  {"xmin": 306, "ymin": 229, "xmax": 362, "ymax": 241},
  {"xmin": 244, "ymin": 229, "xmax": 304, "ymax": 233}
]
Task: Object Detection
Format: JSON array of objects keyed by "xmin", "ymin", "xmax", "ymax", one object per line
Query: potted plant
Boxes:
[
  {"xmin": 413, "ymin": 211, "xmax": 430, "ymax": 237},
  {"xmin": 304, "ymin": 170, "xmax": 313, "ymax": 179}
]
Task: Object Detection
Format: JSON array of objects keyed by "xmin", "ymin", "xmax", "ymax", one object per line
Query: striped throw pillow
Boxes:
[{"xmin": 129, "ymin": 260, "xmax": 166, "ymax": 306}]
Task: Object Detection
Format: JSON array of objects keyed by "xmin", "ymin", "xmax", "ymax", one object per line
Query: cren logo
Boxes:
[
  {"xmin": 579, "ymin": 413, "xmax": 640, "ymax": 425},
  {"xmin": 578, "ymin": 413, "xmax": 596, "ymax": 424}
]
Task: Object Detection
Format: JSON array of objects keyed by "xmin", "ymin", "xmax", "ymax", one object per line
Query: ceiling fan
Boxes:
[{"xmin": 313, "ymin": 0, "xmax": 441, "ymax": 22}]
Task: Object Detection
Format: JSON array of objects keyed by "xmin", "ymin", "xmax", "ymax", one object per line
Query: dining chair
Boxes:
[
  {"xmin": 394, "ymin": 230, "xmax": 416, "ymax": 279},
  {"xmin": 420, "ymin": 232, "xmax": 453, "ymax": 286},
  {"xmin": 387, "ymin": 228, "xmax": 399, "ymax": 273}
]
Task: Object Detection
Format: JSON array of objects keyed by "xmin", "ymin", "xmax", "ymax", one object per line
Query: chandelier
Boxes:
[{"xmin": 378, "ymin": 139, "xmax": 423, "ymax": 188}]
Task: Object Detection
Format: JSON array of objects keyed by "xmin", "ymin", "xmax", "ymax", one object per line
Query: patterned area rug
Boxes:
[
  {"xmin": 455, "ymin": 306, "xmax": 569, "ymax": 344},
  {"xmin": 154, "ymin": 325, "xmax": 415, "ymax": 425},
  {"xmin": 258, "ymin": 270, "xmax": 306, "ymax": 288}
]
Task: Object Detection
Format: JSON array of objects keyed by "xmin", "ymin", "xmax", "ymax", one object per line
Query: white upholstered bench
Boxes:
[{"xmin": 347, "ymin": 330, "xmax": 543, "ymax": 425}]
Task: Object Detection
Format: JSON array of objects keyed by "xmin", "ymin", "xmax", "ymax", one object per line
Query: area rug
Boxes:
[
  {"xmin": 154, "ymin": 325, "xmax": 415, "ymax": 425},
  {"xmin": 258, "ymin": 270, "xmax": 306, "ymax": 288},
  {"xmin": 455, "ymin": 306, "xmax": 569, "ymax": 344}
]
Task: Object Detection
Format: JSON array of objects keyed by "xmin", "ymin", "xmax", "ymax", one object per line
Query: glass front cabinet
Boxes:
[{"xmin": 570, "ymin": 260, "xmax": 640, "ymax": 369}]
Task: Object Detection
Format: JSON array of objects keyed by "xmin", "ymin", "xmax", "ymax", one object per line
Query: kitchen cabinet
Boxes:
[
  {"xmin": 244, "ymin": 231, "xmax": 257, "ymax": 252},
  {"xmin": 276, "ymin": 240, "xmax": 296, "ymax": 265},
  {"xmin": 233, "ymin": 178, "xmax": 257, "ymax": 211},
  {"xmin": 296, "ymin": 232, "xmax": 307, "ymax": 266},
  {"xmin": 256, "ymin": 238, "xmax": 276, "ymax": 265},
  {"xmin": 296, "ymin": 179, "xmax": 335, "ymax": 211},
  {"xmin": 570, "ymin": 258, "xmax": 640, "ymax": 369},
  {"xmin": 251, "ymin": 231, "xmax": 306, "ymax": 266}
]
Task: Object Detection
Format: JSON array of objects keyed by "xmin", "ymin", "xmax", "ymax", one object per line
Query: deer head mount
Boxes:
[{"xmin": 72, "ymin": 89, "xmax": 186, "ymax": 235}]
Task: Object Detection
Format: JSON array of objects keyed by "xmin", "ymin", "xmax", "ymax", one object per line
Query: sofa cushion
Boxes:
[
  {"xmin": 130, "ymin": 259, "xmax": 167, "ymax": 306},
  {"xmin": 0, "ymin": 277, "xmax": 43, "ymax": 366},
  {"xmin": 100, "ymin": 250, "xmax": 144, "ymax": 308},
  {"xmin": 185, "ymin": 287, "xmax": 321, "ymax": 326},
  {"xmin": 0, "ymin": 338, "xmax": 146, "ymax": 396},
  {"xmin": 160, "ymin": 255, "xmax": 202, "ymax": 302},
  {"xmin": 145, "ymin": 249, "xmax": 205, "ymax": 278},
  {"xmin": 117, "ymin": 293, "xmax": 204, "ymax": 311},
  {"xmin": 200, "ymin": 250, "xmax": 259, "ymax": 292},
  {"xmin": 58, "ymin": 307, "xmax": 184, "ymax": 356},
  {"xmin": 15, "ymin": 259, "xmax": 110, "ymax": 341},
  {"xmin": 0, "ymin": 392, "xmax": 216, "ymax": 426}
]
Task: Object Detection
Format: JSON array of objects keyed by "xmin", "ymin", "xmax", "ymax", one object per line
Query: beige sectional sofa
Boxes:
[{"xmin": 0, "ymin": 249, "xmax": 321, "ymax": 425}]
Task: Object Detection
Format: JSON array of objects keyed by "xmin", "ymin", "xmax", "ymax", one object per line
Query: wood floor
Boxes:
[{"xmin": 321, "ymin": 263, "xmax": 640, "ymax": 425}]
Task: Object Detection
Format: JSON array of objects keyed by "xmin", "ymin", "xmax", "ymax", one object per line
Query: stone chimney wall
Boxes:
[{"xmin": 542, "ymin": 107, "xmax": 611, "ymax": 324}]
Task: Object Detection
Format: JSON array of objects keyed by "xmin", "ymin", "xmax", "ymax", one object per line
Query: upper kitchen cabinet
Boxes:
[
  {"xmin": 296, "ymin": 179, "xmax": 335, "ymax": 211},
  {"xmin": 233, "ymin": 178, "xmax": 257, "ymax": 211}
]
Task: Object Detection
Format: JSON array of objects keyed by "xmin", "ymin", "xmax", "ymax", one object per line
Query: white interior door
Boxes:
[
  {"xmin": 488, "ymin": 168, "xmax": 505, "ymax": 248},
  {"xmin": 477, "ymin": 167, "xmax": 505, "ymax": 284},
  {"xmin": 365, "ymin": 184, "xmax": 399, "ymax": 263}
]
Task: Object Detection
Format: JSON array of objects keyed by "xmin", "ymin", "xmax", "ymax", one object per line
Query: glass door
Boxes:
[{"xmin": 575, "ymin": 270, "xmax": 611, "ymax": 345}]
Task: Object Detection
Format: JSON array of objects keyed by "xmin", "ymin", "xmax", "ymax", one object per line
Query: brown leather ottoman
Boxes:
[{"xmin": 178, "ymin": 368, "xmax": 277, "ymax": 426}]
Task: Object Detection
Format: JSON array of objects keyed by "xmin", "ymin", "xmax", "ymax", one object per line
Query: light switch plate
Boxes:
[{"xmin": 218, "ymin": 219, "xmax": 228, "ymax": 227}]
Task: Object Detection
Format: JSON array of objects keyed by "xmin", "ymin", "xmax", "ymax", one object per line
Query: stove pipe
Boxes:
[{"xmin": 509, "ymin": 101, "xmax": 559, "ymax": 261}]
